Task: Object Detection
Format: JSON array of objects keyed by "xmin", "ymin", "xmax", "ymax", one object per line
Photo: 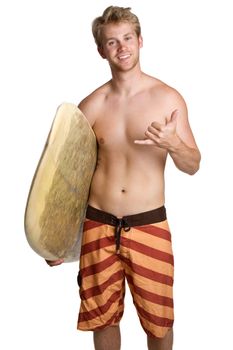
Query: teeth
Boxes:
[{"xmin": 119, "ymin": 54, "xmax": 130, "ymax": 60}]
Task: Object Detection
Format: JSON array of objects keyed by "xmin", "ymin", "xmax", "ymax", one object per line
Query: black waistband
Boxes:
[{"xmin": 86, "ymin": 205, "xmax": 167, "ymax": 228}]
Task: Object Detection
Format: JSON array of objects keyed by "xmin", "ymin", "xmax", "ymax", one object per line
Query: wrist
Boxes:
[{"xmin": 168, "ymin": 135, "xmax": 183, "ymax": 153}]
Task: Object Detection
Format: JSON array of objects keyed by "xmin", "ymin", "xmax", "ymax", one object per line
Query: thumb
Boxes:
[{"xmin": 170, "ymin": 109, "xmax": 179, "ymax": 124}]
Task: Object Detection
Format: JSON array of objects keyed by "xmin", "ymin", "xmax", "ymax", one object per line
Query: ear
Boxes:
[
  {"xmin": 98, "ymin": 46, "xmax": 106, "ymax": 59},
  {"xmin": 139, "ymin": 35, "xmax": 143, "ymax": 48}
]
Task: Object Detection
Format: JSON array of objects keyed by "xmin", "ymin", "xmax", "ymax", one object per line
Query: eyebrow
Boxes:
[{"xmin": 105, "ymin": 32, "xmax": 135, "ymax": 42}]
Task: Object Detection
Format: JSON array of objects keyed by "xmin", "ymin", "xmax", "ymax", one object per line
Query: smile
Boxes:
[{"xmin": 118, "ymin": 54, "xmax": 131, "ymax": 60}]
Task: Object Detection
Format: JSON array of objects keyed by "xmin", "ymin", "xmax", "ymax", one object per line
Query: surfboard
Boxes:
[{"xmin": 24, "ymin": 103, "xmax": 97, "ymax": 262}]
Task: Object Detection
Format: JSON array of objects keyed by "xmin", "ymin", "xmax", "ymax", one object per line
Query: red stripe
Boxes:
[
  {"xmin": 134, "ymin": 225, "xmax": 171, "ymax": 241},
  {"xmin": 126, "ymin": 273, "xmax": 173, "ymax": 308},
  {"xmin": 91, "ymin": 310, "xmax": 124, "ymax": 331},
  {"xmin": 135, "ymin": 302, "xmax": 174, "ymax": 327},
  {"xmin": 121, "ymin": 256, "xmax": 173, "ymax": 286},
  {"xmin": 81, "ymin": 236, "xmax": 114, "ymax": 255},
  {"xmin": 83, "ymin": 220, "xmax": 104, "ymax": 231},
  {"xmin": 78, "ymin": 290, "xmax": 121, "ymax": 322},
  {"xmin": 121, "ymin": 238, "xmax": 174, "ymax": 265},
  {"xmin": 80, "ymin": 255, "xmax": 118, "ymax": 277},
  {"xmin": 81, "ymin": 270, "xmax": 124, "ymax": 300}
]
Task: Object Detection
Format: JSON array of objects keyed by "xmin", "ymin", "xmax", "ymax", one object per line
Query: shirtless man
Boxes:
[{"xmin": 46, "ymin": 6, "xmax": 201, "ymax": 350}]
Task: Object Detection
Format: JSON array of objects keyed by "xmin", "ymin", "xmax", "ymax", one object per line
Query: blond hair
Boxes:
[{"xmin": 92, "ymin": 6, "xmax": 141, "ymax": 48}]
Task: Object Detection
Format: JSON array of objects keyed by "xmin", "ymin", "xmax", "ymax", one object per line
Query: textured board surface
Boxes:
[{"xmin": 24, "ymin": 103, "xmax": 97, "ymax": 262}]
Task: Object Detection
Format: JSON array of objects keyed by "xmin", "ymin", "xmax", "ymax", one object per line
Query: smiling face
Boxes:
[{"xmin": 98, "ymin": 22, "xmax": 143, "ymax": 73}]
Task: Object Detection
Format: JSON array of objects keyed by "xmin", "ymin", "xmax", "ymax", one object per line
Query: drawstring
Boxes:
[
  {"xmin": 114, "ymin": 218, "xmax": 130, "ymax": 253},
  {"xmin": 86, "ymin": 205, "xmax": 167, "ymax": 254}
]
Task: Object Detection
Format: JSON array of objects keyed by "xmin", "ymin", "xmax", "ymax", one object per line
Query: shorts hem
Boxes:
[
  {"xmin": 143, "ymin": 323, "xmax": 174, "ymax": 339},
  {"xmin": 77, "ymin": 321, "xmax": 120, "ymax": 332}
]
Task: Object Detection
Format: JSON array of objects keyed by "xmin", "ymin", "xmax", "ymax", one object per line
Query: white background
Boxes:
[{"xmin": 1, "ymin": 0, "xmax": 232, "ymax": 349}]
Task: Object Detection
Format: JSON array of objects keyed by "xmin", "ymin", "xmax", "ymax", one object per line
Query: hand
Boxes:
[
  {"xmin": 134, "ymin": 109, "xmax": 180, "ymax": 150},
  {"xmin": 45, "ymin": 259, "xmax": 64, "ymax": 267}
]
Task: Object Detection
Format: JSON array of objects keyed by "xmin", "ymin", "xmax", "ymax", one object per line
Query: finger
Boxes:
[
  {"xmin": 147, "ymin": 125, "xmax": 160, "ymax": 136},
  {"xmin": 151, "ymin": 121, "xmax": 164, "ymax": 131},
  {"xmin": 134, "ymin": 139, "xmax": 155, "ymax": 145},
  {"xmin": 145, "ymin": 129, "xmax": 162, "ymax": 142},
  {"xmin": 170, "ymin": 109, "xmax": 179, "ymax": 123},
  {"xmin": 45, "ymin": 259, "xmax": 64, "ymax": 267},
  {"xmin": 49, "ymin": 260, "xmax": 64, "ymax": 266},
  {"xmin": 135, "ymin": 129, "xmax": 160, "ymax": 144}
]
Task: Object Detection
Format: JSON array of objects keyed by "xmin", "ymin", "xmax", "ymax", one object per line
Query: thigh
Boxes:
[
  {"xmin": 122, "ymin": 220, "xmax": 174, "ymax": 338},
  {"xmin": 78, "ymin": 220, "xmax": 125, "ymax": 331}
]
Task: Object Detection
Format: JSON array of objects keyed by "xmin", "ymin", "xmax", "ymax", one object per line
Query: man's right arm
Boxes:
[{"xmin": 78, "ymin": 90, "xmax": 103, "ymax": 127}]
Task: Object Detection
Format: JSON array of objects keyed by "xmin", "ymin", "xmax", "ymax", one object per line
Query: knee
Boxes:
[
  {"xmin": 147, "ymin": 328, "xmax": 173, "ymax": 350},
  {"xmin": 93, "ymin": 325, "xmax": 121, "ymax": 350}
]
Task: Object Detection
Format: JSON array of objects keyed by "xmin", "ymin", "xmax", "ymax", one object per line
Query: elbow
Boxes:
[
  {"xmin": 176, "ymin": 163, "xmax": 200, "ymax": 175},
  {"xmin": 172, "ymin": 148, "xmax": 201, "ymax": 175},
  {"xmin": 187, "ymin": 165, "xmax": 200, "ymax": 175},
  {"xmin": 187, "ymin": 152, "xmax": 201, "ymax": 175}
]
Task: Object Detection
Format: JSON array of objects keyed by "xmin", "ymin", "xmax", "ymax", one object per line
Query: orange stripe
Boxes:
[
  {"xmin": 132, "ymin": 292, "xmax": 174, "ymax": 320},
  {"xmin": 135, "ymin": 301, "xmax": 173, "ymax": 328},
  {"xmin": 121, "ymin": 239, "xmax": 174, "ymax": 265},
  {"xmin": 121, "ymin": 248, "xmax": 174, "ymax": 277},
  {"xmin": 127, "ymin": 228, "xmax": 173, "ymax": 255},
  {"xmin": 82, "ymin": 223, "xmax": 114, "ymax": 244},
  {"xmin": 78, "ymin": 290, "xmax": 122, "ymax": 322},
  {"xmin": 149, "ymin": 220, "xmax": 170, "ymax": 231},
  {"xmin": 121, "ymin": 256, "xmax": 173, "ymax": 286},
  {"xmin": 81, "ymin": 236, "xmax": 115, "ymax": 255},
  {"xmin": 126, "ymin": 273, "xmax": 173, "ymax": 308},
  {"xmin": 90, "ymin": 310, "xmax": 124, "ymax": 331},
  {"xmin": 83, "ymin": 220, "xmax": 104, "ymax": 231},
  {"xmin": 78, "ymin": 307, "xmax": 124, "ymax": 331},
  {"xmin": 140, "ymin": 317, "xmax": 172, "ymax": 338},
  {"xmin": 79, "ymin": 246, "xmax": 116, "ymax": 269},
  {"xmin": 81, "ymin": 270, "xmax": 124, "ymax": 300},
  {"xmin": 124, "ymin": 266, "xmax": 173, "ymax": 299},
  {"xmin": 134, "ymin": 224, "xmax": 171, "ymax": 241},
  {"xmin": 80, "ymin": 261, "xmax": 122, "ymax": 290},
  {"xmin": 79, "ymin": 277, "xmax": 124, "ymax": 314},
  {"xmin": 80, "ymin": 255, "xmax": 119, "ymax": 277}
]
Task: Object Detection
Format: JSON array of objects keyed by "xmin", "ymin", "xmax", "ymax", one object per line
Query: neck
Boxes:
[{"xmin": 110, "ymin": 64, "xmax": 144, "ymax": 96}]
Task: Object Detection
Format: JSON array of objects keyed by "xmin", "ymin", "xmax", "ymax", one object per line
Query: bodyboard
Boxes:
[{"xmin": 24, "ymin": 103, "xmax": 97, "ymax": 262}]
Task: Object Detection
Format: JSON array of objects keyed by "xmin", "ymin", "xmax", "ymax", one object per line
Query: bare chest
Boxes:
[{"xmin": 93, "ymin": 99, "xmax": 166, "ymax": 147}]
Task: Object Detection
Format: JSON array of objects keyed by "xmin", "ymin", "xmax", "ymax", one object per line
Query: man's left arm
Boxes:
[
  {"xmin": 163, "ymin": 109, "xmax": 201, "ymax": 175},
  {"xmin": 134, "ymin": 93, "xmax": 201, "ymax": 175}
]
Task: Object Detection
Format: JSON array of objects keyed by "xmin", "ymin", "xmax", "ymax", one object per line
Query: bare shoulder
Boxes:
[
  {"xmin": 148, "ymin": 75, "xmax": 199, "ymax": 148},
  {"xmin": 78, "ymin": 82, "xmax": 110, "ymax": 126},
  {"xmin": 149, "ymin": 76, "xmax": 187, "ymax": 114}
]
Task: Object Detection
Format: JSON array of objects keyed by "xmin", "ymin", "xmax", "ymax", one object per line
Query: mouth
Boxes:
[{"xmin": 117, "ymin": 54, "xmax": 131, "ymax": 60}]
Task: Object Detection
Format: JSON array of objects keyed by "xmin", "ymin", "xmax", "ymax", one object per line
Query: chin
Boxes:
[{"xmin": 111, "ymin": 60, "xmax": 139, "ymax": 72}]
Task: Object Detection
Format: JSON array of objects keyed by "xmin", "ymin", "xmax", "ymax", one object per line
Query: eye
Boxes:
[
  {"xmin": 108, "ymin": 40, "xmax": 116, "ymax": 46},
  {"xmin": 125, "ymin": 36, "xmax": 132, "ymax": 41}
]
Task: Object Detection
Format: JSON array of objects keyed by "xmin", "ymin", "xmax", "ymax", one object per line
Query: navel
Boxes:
[{"xmin": 121, "ymin": 188, "xmax": 126, "ymax": 193}]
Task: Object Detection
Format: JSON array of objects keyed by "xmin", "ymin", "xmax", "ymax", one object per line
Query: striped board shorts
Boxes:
[{"xmin": 77, "ymin": 205, "xmax": 174, "ymax": 338}]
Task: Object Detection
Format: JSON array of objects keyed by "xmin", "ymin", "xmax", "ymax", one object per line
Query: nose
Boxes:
[{"xmin": 117, "ymin": 41, "xmax": 127, "ymax": 52}]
